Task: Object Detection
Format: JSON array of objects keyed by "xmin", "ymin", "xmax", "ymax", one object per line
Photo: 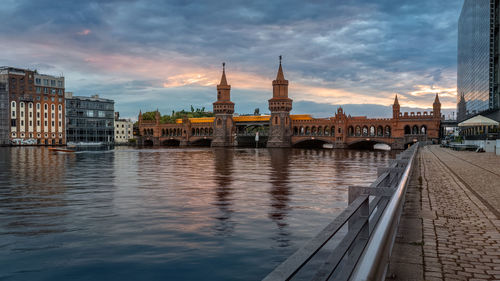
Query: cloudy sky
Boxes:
[{"xmin": 0, "ymin": 0, "xmax": 462, "ymax": 119}]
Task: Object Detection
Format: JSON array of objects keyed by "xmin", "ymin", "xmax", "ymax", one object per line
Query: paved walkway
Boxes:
[{"xmin": 388, "ymin": 145, "xmax": 500, "ymax": 281}]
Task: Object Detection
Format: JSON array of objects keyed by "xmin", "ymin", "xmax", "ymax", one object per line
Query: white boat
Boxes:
[
  {"xmin": 323, "ymin": 143, "xmax": 334, "ymax": 149},
  {"xmin": 374, "ymin": 143, "xmax": 391, "ymax": 151}
]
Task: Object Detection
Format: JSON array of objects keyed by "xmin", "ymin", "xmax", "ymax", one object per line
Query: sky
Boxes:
[{"xmin": 0, "ymin": 0, "xmax": 463, "ymax": 120}]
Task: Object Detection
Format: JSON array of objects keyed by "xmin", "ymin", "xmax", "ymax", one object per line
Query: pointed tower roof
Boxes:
[
  {"xmin": 434, "ymin": 93, "xmax": 440, "ymax": 104},
  {"xmin": 393, "ymin": 94, "xmax": 399, "ymax": 105},
  {"xmin": 219, "ymin": 62, "xmax": 228, "ymax": 86},
  {"xmin": 276, "ymin": 55, "xmax": 285, "ymax": 81}
]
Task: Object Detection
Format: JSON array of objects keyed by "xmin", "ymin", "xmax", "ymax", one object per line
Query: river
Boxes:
[{"xmin": 0, "ymin": 147, "xmax": 395, "ymax": 281}]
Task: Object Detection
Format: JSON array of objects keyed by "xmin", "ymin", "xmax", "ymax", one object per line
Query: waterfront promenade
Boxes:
[{"xmin": 388, "ymin": 145, "xmax": 500, "ymax": 281}]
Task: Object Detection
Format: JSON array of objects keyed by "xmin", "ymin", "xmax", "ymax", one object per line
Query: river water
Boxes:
[{"xmin": 0, "ymin": 147, "xmax": 395, "ymax": 281}]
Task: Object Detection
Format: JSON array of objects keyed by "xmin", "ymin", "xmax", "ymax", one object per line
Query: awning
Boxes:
[{"xmin": 458, "ymin": 115, "xmax": 499, "ymax": 127}]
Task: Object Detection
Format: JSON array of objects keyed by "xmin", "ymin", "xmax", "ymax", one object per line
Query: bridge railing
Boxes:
[{"xmin": 262, "ymin": 143, "xmax": 419, "ymax": 281}]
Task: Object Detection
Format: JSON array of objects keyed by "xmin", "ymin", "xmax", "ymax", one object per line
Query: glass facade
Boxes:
[
  {"xmin": 457, "ymin": 0, "xmax": 494, "ymax": 121},
  {"xmin": 65, "ymin": 96, "xmax": 115, "ymax": 144}
]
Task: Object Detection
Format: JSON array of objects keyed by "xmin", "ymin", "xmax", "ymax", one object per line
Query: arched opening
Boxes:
[
  {"xmin": 300, "ymin": 126, "xmax": 304, "ymax": 135},
  {"xmin": 355, "ymin": 126, "xmax": 361, "ymax": 136},
  {"xmin": 143, "ymin": 139, "xmax": 154, "ymax": 146},
  {"xmin": 196, "ymin": 128, "xmax": 200, "ymax": 136},
  {"xmin": 331, "ymin": 126, "xmax": 335, "ymax": 136},
  {"xmin": 293, "ymin": 139, "xmax": 332, "ymax": 149},
  {"xmin": 369, "ymin": 126, "xmax": 375, "ymax": 136},
  {"xmin": 404, "ymin": 125, "xmax": 411, "ymax": 135},
  {"xmin": 385, "ymin": 126, "xmax": 391, "ymax": 137},
  {"xmin": 421, "ymin": 125, "xmax": 427, "ymax": 135},
  {"xmin": 412, "ymin": 125, "xmax": 419, "ymax": 135},
  {"xmin": 311, "ymin": 126, "xmax": 317, "ymax": 135},
  {"xmin": 305, "ymin": 126, "xmax": 310, "ymax": 135},
  {"xmin": 317, "ymin": 126, "xmax": 322, "ymax": 136},
  {"xmin": 324, "ymin": 127, "xmax": 329, "ymax": 136},
  {"xmin": 348, "ymin": 126, "xmax": 354, "ymax": 136},
  {"xmin": 192, "ymin": 128, "xmax": 195, "ymax": 135},
  {"xmin": 377, "ymin": 126, "xmax": 383, "ymax": 136},
  {"xmin": 293, "ymin": 126, "xmax": 298, "ymax": 135},
  {"xmin": 209, "ymin": 128, "xmax": 213, "ymax": 135},
  {"xmin": 162, "ymin": 139, "xmax": 180, "ymax": 146},
  {"xmin": 362, "ymin": 126, "xmax": 368, "ymax": 136}
]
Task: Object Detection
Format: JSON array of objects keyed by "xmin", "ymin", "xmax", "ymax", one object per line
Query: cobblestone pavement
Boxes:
[{"xmin": 419, "ymin": 146, "xmax": 500, "ymax": 281}]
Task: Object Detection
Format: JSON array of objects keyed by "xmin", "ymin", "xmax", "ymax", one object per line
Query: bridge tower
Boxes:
[
  {"xmin": 212, "ymin": 63, "xmax": 235, "ymax": 147},
  {"xmin": 392, "ymin": 95, "xmax": 400, "ymax": 119},
  {"xmin": 267, "ymin": 56, "xmax": 293, "ymax": 148},
  {"xmin": 433, "ymin": 93, "xmax": 441, "ymax": 119}
]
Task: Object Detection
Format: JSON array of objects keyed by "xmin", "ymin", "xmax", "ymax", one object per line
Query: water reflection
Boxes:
[
  {"xmin": 213, "ymin": 148, "xmax": 235, "ymax": 235},
  {"xmin": 0, "ymin": 147, "xmax": 395, "ymax": 281},
  {"xmin": 268, "ymin": 149, "xmax": 292, "ymax": 247}
]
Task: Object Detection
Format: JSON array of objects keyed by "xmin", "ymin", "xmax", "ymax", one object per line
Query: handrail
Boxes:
[
  {"xmin": 348, "ymin": 144, "xmax": 417, "ymax": 281},
  {"xmin": 262, "ymin": 143, "xmax": 419, "ymax": 281}
]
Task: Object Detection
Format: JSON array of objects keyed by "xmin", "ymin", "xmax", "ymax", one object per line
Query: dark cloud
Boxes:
[{"xmin": 0, "ymin": 0, "xmax": 463, "ymax": 118}]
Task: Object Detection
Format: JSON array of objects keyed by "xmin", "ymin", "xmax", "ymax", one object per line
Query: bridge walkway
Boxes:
[{"xmin": 387, "ymin": 146, "xmax": 500, "ymax": 281}]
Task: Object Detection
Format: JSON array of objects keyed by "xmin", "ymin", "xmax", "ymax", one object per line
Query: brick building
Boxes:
[{"xmin": 0, "ymin": 67, "xmax": 65, "ymax": 145}]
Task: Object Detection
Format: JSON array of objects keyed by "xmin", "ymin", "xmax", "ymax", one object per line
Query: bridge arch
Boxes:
[
  {"xmin": 292, "ymin": 137, "xmax": 334, "ymax": 148},
  {"xmin": 143, "ymin": 139, "xmax": 154, "ymax": 146},
  {"xmin": 162, "ymin": 139, "xmax": 180, "ymax": 146},
  {"xmin": 347, "ymin": 139, "xmax": 392, "ymax": 150}
]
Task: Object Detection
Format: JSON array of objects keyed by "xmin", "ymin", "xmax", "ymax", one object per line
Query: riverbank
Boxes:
[{"xmin": 387, "ymin": 145, "xmax": 500, "ymax": 281}]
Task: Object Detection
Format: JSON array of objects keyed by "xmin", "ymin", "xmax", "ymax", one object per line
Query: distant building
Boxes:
[
  {"xmin": 0, "ymin": 66, "xmax": 65, "ymax": 145},
  {"xmin": 114, "ymin": 112, "xmax": 133, "ymax": 144},
  {"xmin": 457, "ymin": 0, "xmax": 500, "ymax": 122},
  {"xmin": 0, "ymin": 76, "xmax": 8, "ymax": 145},
  {"xmin": 65, "ymin": 93, "xmax": 114, "ymax": 144}
]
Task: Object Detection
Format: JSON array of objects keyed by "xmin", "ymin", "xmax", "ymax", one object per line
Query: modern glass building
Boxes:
[
  {"xmin": 457, "ymin": 0, "xmax": 500, "ymax": 122},
  {"xmin": 65, "ymin": 93, "xmax": 115, "ymax": 144}
]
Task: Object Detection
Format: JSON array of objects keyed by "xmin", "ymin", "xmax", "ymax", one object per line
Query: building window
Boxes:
[
  {"xmin": 35, "ymin": 78, "xmax": 41, "ymax": 84},
  {"xmin": 20, "ymin": 102, "xmax": 24, "ymax": 108},
  {"xmin": 11, "ymin": 120, "xmax": 16, "ymax": 126},
  {"xmin": 58, "ymin": 105, "xmax": 62, "ymax": 111},
  {"xmin": 37, "ymin": 103, "xmax": 40, "ymax": 110},
  {"xmin": 37, "ymin": 120, "xmax": 40, "ymax": 126},
  {"xmin": 29, "ymin": 121, "xmax": 32, "ymax": 126},
  {"xmin": 51, "ymin": 104, "xmax": 55, "ymax": 110},
  {"xmin": 21, "ymin": 120, "xmax": 24, "ymax": 126},
  {"xmin": 57, "ymin": 81, "xmax": 63, "ymax": 87},
  {"xmin": 50, "ymin": 80, "xmax": 56, "ymax": 87},
  {"xmin": 44, "ymin": 104, "xmax": 48, "ymax": 110},
  {"xmin": 43, "ymin": 79, "xmax": 48, "ymax": 86},
  {"xmin": 37, "ymin": 112, "xmax": 40, "ymax": 118},
  {"xmin": 51, "ymin": 121, "xmax": 55, "ymax": 126},
  {"xmin": 21, "ymin": 111, "xmax": 24, "ymax": 117},
  {"xmin": 36, "ymin": 87, "xmax": 41, "ymax": 93},
  {"xmin": 58, "ymin": 121, "xmax": 62, "ymax": 127},
  {"xmin": 11, "ymin": 111, "xmax": 15, "ymax": 118},
  {"xmin": 44, "ymin": 88, "xmax": 48, "ymax": 94},
  {"xmin": 44, "ymin": 121, "xmax": 47, "ymax": 126},
  {"xmin": 51, "ymin": 89, "xmax": 56, "ymax": 94},
  {"xmin": 29, "ymin": 112, "xmax": 32, "ymax": 118}
]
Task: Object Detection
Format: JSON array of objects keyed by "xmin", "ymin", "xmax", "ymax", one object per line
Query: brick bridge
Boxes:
[{"xmin": 138, "ymin": 60, "xmax": 442, "ymax": 149}]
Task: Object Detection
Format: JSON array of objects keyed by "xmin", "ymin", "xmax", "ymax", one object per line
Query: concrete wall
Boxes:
[{"xmin": 464, "ymin": 140, "xmax": 497, "ymax": 153}]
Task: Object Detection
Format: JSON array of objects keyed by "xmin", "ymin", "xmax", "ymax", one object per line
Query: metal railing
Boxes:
[{"xmin": 263, "ymin": 143, "xmax": 419, "ymax": 281}]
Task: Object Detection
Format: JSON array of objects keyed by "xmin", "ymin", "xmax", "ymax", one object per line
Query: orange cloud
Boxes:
[{"xmin": 77, "ymin": 29, "xmax": 91, "ymax": 36}]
